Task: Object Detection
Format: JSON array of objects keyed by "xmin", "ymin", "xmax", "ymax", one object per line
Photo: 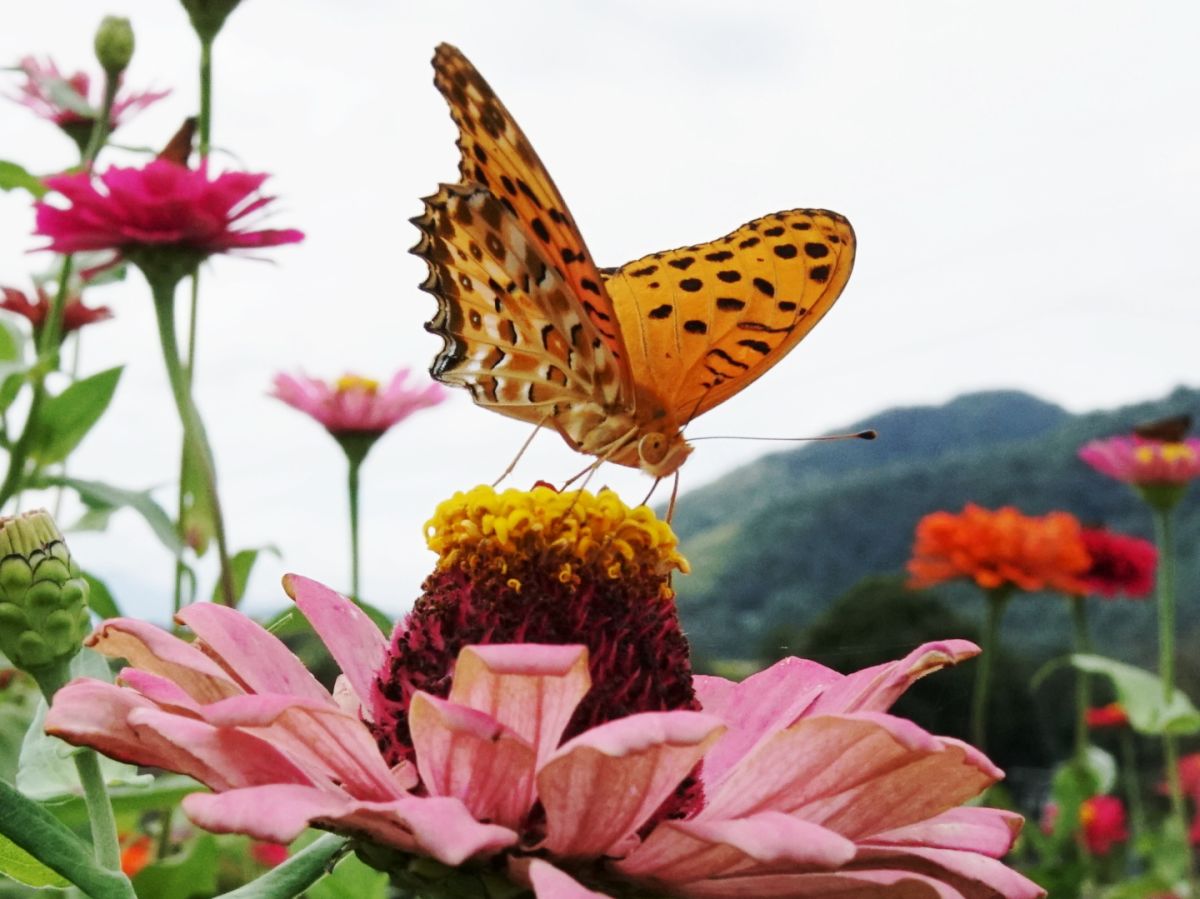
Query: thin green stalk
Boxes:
[
  {"xmin": 1118, "ymin": 729, "xmax": 1145, "ymax": 842},
  {"xmin": 348, "ymin": 454, "xmax": 362, "ymax": 600},
  {"xmin": 970, "ymin": 588, "xmax": 1010, "ymax": 752},
  {"xmin": 1070, "ymin": 597, "xmax": 1092, "ymax": 765},
  {"xmin": 1151, "ymin": 505, "xmax": 1196, "ymax": 888},
  {"xmin": 149, "ymin": 278, "xmax": 236, "ymax": 605},
  {"xmin": 198, "ymin": 37, "xmax": 213, "ymax": 159},
  {"xmin": 81, "ymin": 75, "xmax": 119, "ymax": 171},
  {"xmin": 172, "ymin": 273, "xmax": 202, "ymax": 620},
  {"xmin": 0, "ymin": 256, "xmax": 74, "ymax": 510},
  {"xmin": 32, "ymin": 665, "xmax": 122, "ymax": 873}
]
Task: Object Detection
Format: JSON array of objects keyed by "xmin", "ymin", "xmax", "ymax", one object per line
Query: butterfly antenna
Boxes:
[
  {"xmin": 493, "ymin": 415, "xmax": 549, "ymax": 488},
  {"xmin": 688, "ymin": 429, "xmax": 877, "ymax": 443}
]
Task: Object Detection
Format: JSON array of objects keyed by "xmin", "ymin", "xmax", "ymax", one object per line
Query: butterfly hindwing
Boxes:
[
  {"xmin": 602, "ymin": 208, "xmax": 855, "ymax": 423},
  {"xmin": 413, "ymin": 182, "xmax": 626, "ymax": 425},
  {"xmin": 431, "ymin": 44, "xmax": 633, "ymax": 395}
]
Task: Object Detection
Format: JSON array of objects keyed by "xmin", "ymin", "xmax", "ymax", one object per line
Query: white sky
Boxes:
[{"xmin": 1, "ymin": 1, "xmax": 1198, "ymax": 622}]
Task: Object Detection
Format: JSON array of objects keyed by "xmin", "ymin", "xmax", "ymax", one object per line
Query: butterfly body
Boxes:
[{"xmin": 413, "ymin": 45, "xmax": 855, "ymax": 478}]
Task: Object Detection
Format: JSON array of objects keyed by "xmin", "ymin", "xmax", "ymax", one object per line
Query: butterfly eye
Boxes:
[{"xmin": 638, "ymin": 433, "xmax": 669, "ymax": 466}]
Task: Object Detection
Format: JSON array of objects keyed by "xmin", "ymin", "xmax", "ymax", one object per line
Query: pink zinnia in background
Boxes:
[
  {"xmin": 7, "ymin": 56, "xmax": 168, "ymax": 132},
  {"xmin": 1079, "ymin": 527, "xmax": 1157, "ymax": 598},
  {"xmin": 34, "ymin": 159, "xmax": 304, "ymax": 260},
  {"xmin": 1079, "ymin": 435, "xmax": 1200, "ymax": 486},
  {"xmin": 271, "ymin": 370, "xmax": 445, "ymax": 437},
  {"xmin": 0, "ymin": 284, "xmax": 111, "ymax": 337}
]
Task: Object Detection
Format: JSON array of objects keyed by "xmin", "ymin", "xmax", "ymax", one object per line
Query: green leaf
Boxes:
[
  {"xmin": 1071, "ymin": 654, "xmax": 1200, "ymax": 736},
  {"xmin": 0, "ymin": 318, "xmax": 24, "ymax": 365},
  {"xmin": 216, "ymin": 833, "xmax": 348, "ymax": 899},
  {"xmin": 0, "ymin": 161, "xmax": 47, "ymax": 199},
  {"xmin": 47, "ymin": 775, "xmax": 202, "ymax": 830},
  {"xmin": 0, "ymin": 361, "xmax": 30, "ymax": 416},
  {"xmin": 211, "ymin": 546, "xmax": 281, "ymax": 605},
  {"xmin": 0, "ymin": 831, "xmax": 71, "ymax": 887},
  {"xmin": 37, "ymin": 475, "xmax": 183, "ymax": 553},
  {"xmin": 29, "ymin": 365, "xmax": 123, "ymax": 465},
  {"xmin": 131, "ymin": 832, "xmax": 219, "ymax": 899},
  {"xmin": 0, "ymin": 779, "xmax": 134, "ymax": 898},
  {"xmin": 182, "ymin": 440, "xmax": 215, "ymax": 555},
  {"xmin": 83, "ymin": 571, "xmax": 121, "ymax": 619}
]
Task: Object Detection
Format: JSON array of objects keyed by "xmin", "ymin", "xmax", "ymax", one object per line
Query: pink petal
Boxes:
[
  {"xmin": 804, "ymin": 641, "xmax": 980, "ymax": 716},
  {"xmin": 616, "ymin": 812, "xmax": 855, "ymax": 881},
  {"xmin": 409, "ymin": 692, "xmax": 537, "ymax": 830},
  {"xmin": 87, "ymin": 618, "xmax": 242, "ymax": 703},
  {"xmin": 183, "ymin": 786, "xmax": 517, "ymax": 864},
  {"xmin": 852, "ymin": 846, "xmax": 1045, "ymax": 899},
  {"xmin": 695, "ymin": 657, "xmax": 839, "ymax": 787},
  {"xmin": 45, "ymin": 678, "xmax": 177, "ymax": 769},
  {"xmin": 118, "ymin": 668, "xmax": 203, "ymax": 713},
  {"xmin": 538, "ymin": 711, "xmax": 724, "ymax": 857},
  {"xmin": 670, "ymin": 869, "xmax": 969, "ymax": 898},
  {"xmin": 446, "ymin": 644, "xmax": 591, "ymax": 769},
  {"xmin": 283, "ymin": 574, "xmax": 388, "ymax": 719},
  {"xmin": 176, "ymin": 602, "xmax": 333, "ymax": 704},
  {"xmin": 127, "ymin": 707, "xmax": 315, "ymax": 791},
  {"xmin": 520, "ymin": 859, "xmax": 614, "ymax": 898},
  {"xmin": 700, "ymin": 714, "xmax": 999, "ymax": 838},
  {"xmin": 867, "ymin": 807, "xmax": 1024, "ymax": 858}
]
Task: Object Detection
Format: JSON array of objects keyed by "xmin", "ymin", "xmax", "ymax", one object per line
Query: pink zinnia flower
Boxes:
[
  {"xmin": 1079, "ymin": 435, "xmax": 1200, "ymax": 486},
  {"xmin": 0, "ymin": 285, "xmax": 112, "ymax": 337},
  {"xmin": 8, "ymin": 56, "xmax": 168, "ymax": 146},
  {"xmin": 1079, "ymin": 527, "xmax": 1157, "ymax": 598},
  {"xmin": 271, "ymin": 371, "xmax": 445, "ymax": 438},
  {"xmin": 45, "ymin": 487, "xmax": 1042, "ymax": 898},
  {"xmin": 34, "ymin": 158, "xmax": 303, "ymax": 262}
]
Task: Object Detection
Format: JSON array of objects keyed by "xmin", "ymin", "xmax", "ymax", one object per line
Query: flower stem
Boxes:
[
  {"xmin": 32, "ymin": 665, "xmax": 122, "ymax": 873},
  {"xmin": 1118, "ymin": 729, "xmax": 1145, "ymax": 843},
  {"xmin": 1151, "ymin": 506, "xmax": 1196, "ymax": 886},
  {"xmin": 81, "ymin": 74, "xmax": 119, "ymax": 170},
  {"xmin": 348, "ymin": 454, "xmax": 362, "ymax": 600},
  {"xmin": 198, "ymin": 37, "xmax": 213, "ymax": 159},
  {"xmin": 172, "ymin": 272, "xmax": 203, "ymax": 621},
  {"xmin": 970, "ymin": 588, "xmax": 1010, "ymax": 752},
  {"xmin": 1070, "ymin": 596, "xmax": 1091, "ymax": 767},
  {"xmin": 149, "ymin": 277, "xmax": 236, "ymax": 606},
  {"xmin": 0, "ymin": 256, "xmax": 75, "ymax": 510}
]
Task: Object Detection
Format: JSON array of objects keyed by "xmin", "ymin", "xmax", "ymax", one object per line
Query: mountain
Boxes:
[{"xmin": 670, "ymin": 387, "xmax": 1200, "ymax": 684}]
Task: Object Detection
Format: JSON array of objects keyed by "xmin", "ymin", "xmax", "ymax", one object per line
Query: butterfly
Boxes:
[
  {"xmin": 412, "ymin": 44, "xmax": 856, "ymax": 479},
  {"xmin": 1133, "ymin": 414, "xmax": 1191, "ymax": 443}
]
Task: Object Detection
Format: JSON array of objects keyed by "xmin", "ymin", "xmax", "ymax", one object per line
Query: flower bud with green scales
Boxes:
[{"xmin": 0, "ymin": 510, "xmax": 90, "ymax": 695}]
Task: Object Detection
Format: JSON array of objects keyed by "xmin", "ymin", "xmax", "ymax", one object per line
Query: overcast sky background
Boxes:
[{"xmin": 1, "ymin": 1, "xmax": 1197, "ymax": 622}]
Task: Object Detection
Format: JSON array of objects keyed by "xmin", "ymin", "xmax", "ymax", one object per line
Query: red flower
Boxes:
[
  {"xmin": 1079, "ymin": 796, "xmax": 1129, "ymax": 854},
  {"xmin": 1085, "ymin": 702, "xmax": 1130, "ymax": 729},
  {"xmin": 34, "ymin": 159, "xmax": 303, "ymax": 260},
  {"xmin": 7, "ymin": 56, "xmax": 168, "ymax": 145},
  {"xmin": 249, "ymin": 841, "xmax": 289, "ymax": 868},
  {"xmin": 0, "ymin": 285, "xmax": 111, "ymax": 337},
  {"xmin": 1079, "ymin": 527, "xmax": 1157, "ymax": 598}
]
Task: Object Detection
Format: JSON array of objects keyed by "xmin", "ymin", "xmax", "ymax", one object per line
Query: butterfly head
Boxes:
[{"xmin": 637, "ymin": 431, "xmax": 693, "ymax": 479}]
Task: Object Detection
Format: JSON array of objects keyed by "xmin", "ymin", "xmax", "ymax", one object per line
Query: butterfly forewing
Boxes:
[
  {"xmin": 602, "ymin": 209, "xmax": 855, "ymax": 423},
  {"xmin": 413, "ymin": 182, "xmax": 625, "ymax": 425},
  {"xmin": 431, "ymin": 44, "xmax": 633, "ymax": 396}
]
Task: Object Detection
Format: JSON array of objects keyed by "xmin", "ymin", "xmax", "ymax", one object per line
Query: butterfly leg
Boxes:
[
  {"xmin": 666, "ymin": 471, "xmax": 681, "ymax": 524},
  {"xmin": 492, "ymin": 416, "xmax": 549, "ymax": 488},
  {"xmin": 639, "ymin": 477, "xmax": 663, "ymax": 508}
]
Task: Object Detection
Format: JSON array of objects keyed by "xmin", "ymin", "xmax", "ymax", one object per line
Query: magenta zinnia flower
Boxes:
[
  {"xmin": 0, "ymin": 285, "xmax": 111, "ymax": 338},
  {"xmin": 271, "ymin": 371, "xmax": 446, "ymax": 438},
  {"xmin": 8, "ymin": 56, "xmax": 168, "ymax": 148},
  {"xmin": 1079, "ymin": 435, "xmax": 1200, "ymax": 486},
  {"xmin": 34, "ymin": 159, "xmax": 303, "ymax": 265},
  {"xmin": 46, "ymin": 487, "xmax": 1042, "ymax": 898},
  {"xmin": 1079, "ymin": 527, "xmax": 1157, "ymax": 598}
]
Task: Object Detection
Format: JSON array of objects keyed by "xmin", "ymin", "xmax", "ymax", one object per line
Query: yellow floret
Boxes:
[{"xmin": 425, "ymin": 485, "xmax": 689, "ymax": 578}]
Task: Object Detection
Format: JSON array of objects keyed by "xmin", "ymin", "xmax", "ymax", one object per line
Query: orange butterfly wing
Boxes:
[
  {"xmin": 430, "ymin": 44, "xmax": 633, "ymax": 397},
  {"xmin": 602, "ymin": 209, "xmax": 855, "ymax": 423}
]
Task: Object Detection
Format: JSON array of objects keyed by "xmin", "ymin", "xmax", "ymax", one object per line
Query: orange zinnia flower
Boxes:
[{"xmin": 907, "ymin": 504, "xmax": 1091, "ymax": 594}]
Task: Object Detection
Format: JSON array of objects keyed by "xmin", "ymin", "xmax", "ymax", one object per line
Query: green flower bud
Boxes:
[
  {"xmin": 94, "ymin": 16, "xmax": 135, "ymax": 77},
  {"xmin": 179, "ymin": 0, "xmax": 243, "ymax": 43},
  {"xmin": 0, "ymin": 511, "xmax": 90, "ymax": 676}
]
